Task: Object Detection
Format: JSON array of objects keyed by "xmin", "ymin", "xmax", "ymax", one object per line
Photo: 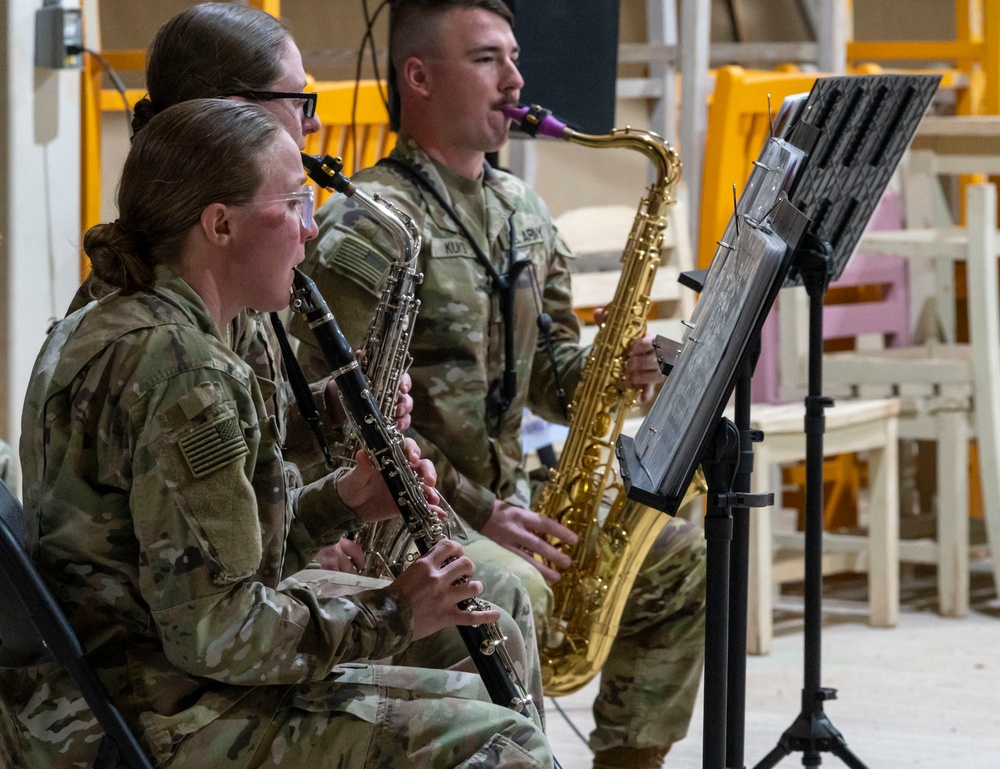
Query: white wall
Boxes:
[{"xmin": 1, "ymin": 0, "xmax": 82, "ymax": 472}]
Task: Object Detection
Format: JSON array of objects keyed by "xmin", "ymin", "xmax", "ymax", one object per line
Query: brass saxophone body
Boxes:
[{"xmin": 506, "ymin": 106, "xmax": 696, "ymax": 697}]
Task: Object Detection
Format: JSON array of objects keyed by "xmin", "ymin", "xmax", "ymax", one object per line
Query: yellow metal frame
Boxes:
[{"xmin": 304, "ymin": 80, "xmax": 396, "ymax": 205}]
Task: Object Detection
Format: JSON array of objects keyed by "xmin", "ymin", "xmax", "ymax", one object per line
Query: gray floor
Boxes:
[{"xmin": 545, "ymin": 561, "xmax": 1000, "ymax": 768}]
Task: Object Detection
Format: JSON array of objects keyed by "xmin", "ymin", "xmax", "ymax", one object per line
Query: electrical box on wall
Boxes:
[{"xmin": 35, "ymin": 4, "xmax": 83, "ymax": 70}]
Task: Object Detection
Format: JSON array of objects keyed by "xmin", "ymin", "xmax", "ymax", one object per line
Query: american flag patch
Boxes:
[
  {"xmin": 332, "ymin": 235, "xmax": 391, "ymax": 291},
  {"xmin": 179, "ymin": 414, "xmax": 249, "ymax": 478}
]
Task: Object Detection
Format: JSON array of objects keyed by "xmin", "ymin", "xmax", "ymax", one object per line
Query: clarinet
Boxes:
[{"xmin": 289, "ymin": 267, "xmax": 536, "ymax": 716}]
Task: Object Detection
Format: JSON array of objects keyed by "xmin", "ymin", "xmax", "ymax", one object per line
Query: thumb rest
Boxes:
[{"xmin": 506, "ymin": 104, "xmax": 707, "ymax": 697}]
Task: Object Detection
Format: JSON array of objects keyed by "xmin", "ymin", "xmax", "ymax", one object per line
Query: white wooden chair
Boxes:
[
  {"xmin": 780, "ymin": 180, "xmax": 1000, "ymax": 617},
  {"xmin": 744, "ymin": 398, "xmax": 901, "ymax": 655},
  {"xmin": 555, "ymin": 187, "xmax": 696, "ymax": 346}
]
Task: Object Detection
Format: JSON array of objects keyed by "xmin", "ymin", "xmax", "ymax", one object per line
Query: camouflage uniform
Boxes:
[
  {"xmin": 0, "ymin": 439, "xmax": 17, "ymax": 494},
  {"xmin": 0, "ymin": 265, "xmax": 552, "ymax": 769},
  {"xmin": 294, "ymin": 134, "xmax": 707, "ymax": 755}
]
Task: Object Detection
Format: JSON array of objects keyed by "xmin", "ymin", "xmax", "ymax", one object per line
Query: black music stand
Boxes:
[
  {"xmin": 749, "ymin": 72, "xmax": 941, "ymax": 769},
  {"xmin": 619, "ymin": 71, "xmax": 940, "ymax": 769},
  {"xmin": 618, "ymin": 196, "xmax": 810, "ymax": 769}
]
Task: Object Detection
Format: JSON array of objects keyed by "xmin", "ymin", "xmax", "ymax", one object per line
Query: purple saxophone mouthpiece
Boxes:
[{"xmin": 502, "ymin": 104, "xmax": 569, "ymax": 139}]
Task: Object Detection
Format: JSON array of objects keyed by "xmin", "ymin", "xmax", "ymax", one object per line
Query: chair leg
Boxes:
[
  {"xmin": 866, "ymin": 429, "xmax": 899, "ymax": 628},
  {"xmin": 935, "ymin": 408, "xmax": 970, "ymax": 617},
  {"xmin": 746, "ymin": 451, "xmax": 776, "ymax": 655},
  {"xmin": 966, "ymin": 182, "xmax": 1000, "ymax": 600}
]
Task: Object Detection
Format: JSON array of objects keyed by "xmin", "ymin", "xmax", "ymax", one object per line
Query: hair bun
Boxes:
[{"xmin": 131, "ymin": 97, "xmax": 158, "ymax": 134}]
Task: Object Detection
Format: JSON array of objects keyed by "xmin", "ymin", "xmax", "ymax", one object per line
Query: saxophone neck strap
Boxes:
[
  {"xmin": 376, "ymin": 155, "xmax": 569, "ymax": 434},
  {"xmin": 377, "ymin": 156, "xmax": 509, "ymax": 292}
]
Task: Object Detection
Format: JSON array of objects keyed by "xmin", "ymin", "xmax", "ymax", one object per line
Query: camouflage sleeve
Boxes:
[
  {"xmin": 130, "ymin": 368, "xmax": 412, "ymax": 684},
  {"xmin": 527, "ymin": 226, "xmax": 589, "ymax": 424},
  {"xmin": 406, "ymin": 429, "xmax": 496, "ymax": 528}
]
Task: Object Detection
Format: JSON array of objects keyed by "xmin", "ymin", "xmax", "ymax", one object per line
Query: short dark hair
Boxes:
[
  {"xmin": 132, "ymin": 3, "xmax": 291, "ymax": 134},
  {"xmin": 387, "ymin": 0, "xmax": 513, "ymax": 128},
  {"xmin": 389, "ymin": 0, "xmax": 513, "ymax": 72}
]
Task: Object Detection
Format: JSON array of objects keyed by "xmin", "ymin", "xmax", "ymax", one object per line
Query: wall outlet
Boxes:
[{"xmin": 34, "ymin": 6, "xmax": 83, "ymax": 70}]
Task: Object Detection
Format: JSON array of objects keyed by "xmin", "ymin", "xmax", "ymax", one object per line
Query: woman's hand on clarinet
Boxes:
[
  {"xmin": 395, "ymin": 372, "xmax": 414, "ymax": 432},
  {"xmin": 481, "ymin": 500, "xmax": 578, "ymax": 584},
  {"xmin": 392, "ymin": 538, "xmax": 500, "ymax": 641},
  {"xmin": 336, "ymin": 438, "xmax": 440, "ymax": 523},
  {"xmin": 315, "ymin": 537, "xmax": 365, "ymax": 573}
]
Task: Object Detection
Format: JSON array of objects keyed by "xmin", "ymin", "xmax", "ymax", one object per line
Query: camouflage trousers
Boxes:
[
  {"xmin": 160, "ymin": 663, "xmax": 552, "ymax": 769},
  {"xmin": 456, "ymin": 510, "xmax": 707, "ymax": 753},
  {"xmin": 0, "ymin": 571, "xmax": 552, "ymax": 769}
]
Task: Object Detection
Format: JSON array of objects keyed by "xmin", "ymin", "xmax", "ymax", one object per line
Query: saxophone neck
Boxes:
[
  {"xmin": 302, "ymin": 153, "xmax": 422, "ymax": 265},
  {"xmin": 562, "ymin": 126, "xmax": 682, "ymax": 193},
  {"xmin": 501, "ymin": 105, "xmax": 681, "ymax": 191}
]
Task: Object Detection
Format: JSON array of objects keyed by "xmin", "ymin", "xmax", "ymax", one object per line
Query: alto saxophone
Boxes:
[
  {"xmin": 289, "ymin": 266, "xmax": 542, "ymax": 721},
  {"xmin": 301, "ymin": 153, "xmax": 426, "ymax": 577},
  {"xmin": 505, "ymin": 105, "xmax": 703, "ymax": 697}
]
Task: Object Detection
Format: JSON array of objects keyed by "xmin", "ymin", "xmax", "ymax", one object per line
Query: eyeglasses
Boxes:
[
  {"xmin": 249, "ymin": 185, "xmax": 315, "ymax": 229},
  {"xmin": 232, "ymin": 90, "xmax": 318, "ymax": 119}
]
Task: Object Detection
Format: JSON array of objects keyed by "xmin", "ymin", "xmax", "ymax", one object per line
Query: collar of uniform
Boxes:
[
  {"xmin": 150, "ymin": 263, "xmax": 232, "ymax": 348},
  {"xmin": 390, "ymin": 133, "xmax": 517, "ymax": 238}
]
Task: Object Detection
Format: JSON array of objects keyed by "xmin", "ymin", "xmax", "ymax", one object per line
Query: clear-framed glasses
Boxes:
[
  {"xmin": 251, "ymin": 185, "xmax": 315, "ymax": 229},
  {"xmin": 231, "ymin": 90, "xmax": 318, "ymax": 119}
]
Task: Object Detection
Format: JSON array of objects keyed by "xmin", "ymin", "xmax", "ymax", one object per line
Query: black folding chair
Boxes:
[{"xmin": 0, "ymin": 483, "xmax": 153, "ymax": 769}]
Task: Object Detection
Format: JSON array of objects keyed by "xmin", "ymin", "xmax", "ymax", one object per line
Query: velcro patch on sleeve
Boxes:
[
  {"xmin": 331, "ymin": 234, "xmax": 392, "ymax": 292},
  {"xmin": 179, "ymin": 414, "xmax": 249, "ymax": 478}
]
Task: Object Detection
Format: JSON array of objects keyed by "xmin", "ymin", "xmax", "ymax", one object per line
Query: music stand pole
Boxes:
[
  {"xmin": 726, "ymin": 333, "xmax": 762, "ymax": 769},
  {"xmin": 754, "ymin": 240, "xmax": 868, "ymax": 769},
  {"xmin": 701, "ymin": 366, "xmax": 771, "ymax": 769}
]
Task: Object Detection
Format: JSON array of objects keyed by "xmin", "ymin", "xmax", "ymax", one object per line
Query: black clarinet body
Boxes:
[{"xmin": 289, "ymin": 268, "xmax": 533, "ymax": 715}]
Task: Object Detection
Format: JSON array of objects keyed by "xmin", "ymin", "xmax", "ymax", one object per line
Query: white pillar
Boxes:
[{"xmin": 1, "ymin": 0, "xmax": 82, "ymax": 470}]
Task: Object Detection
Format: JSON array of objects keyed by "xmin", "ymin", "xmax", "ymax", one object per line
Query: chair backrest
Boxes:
[
  {"xmin": 0, "ymin": 484, "xmax": 153, "ymax": 769},
  {"xmin": 304, "ymin": 80, "xmax": 397, "ymax": 205},
  {"xmin": 776, "ymin": 188, "xmax": 913, "ymax": 400},
  {"xmin": 554, "ymin": 187, "xmax": 696, "ymax": 344},
  {"xmin": 698, "ymin": 65, "xmax": 823, "ymax": 271}
]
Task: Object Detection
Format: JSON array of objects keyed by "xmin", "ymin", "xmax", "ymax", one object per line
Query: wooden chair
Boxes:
[
  {"xmin": 304, "ymin": 80, "xmax": 396, "ymax": 205},
  {"xmin": 697, "ymin": 66, "xmax": 822, "ymax": 271},
  {"xmin": 781, "ymin": 180, "xmax": 1000, "ymax": 617},
  {"xmin": 846, "ymin": 0, "xmax": 1000, "ymax": 116},
  {"xmin": 555, "ymin": 186, "xmax": 696, "ymax": 346},
  {"xmin": 745, "ymin": 398, "xmax": 901, "ymax": 655}
]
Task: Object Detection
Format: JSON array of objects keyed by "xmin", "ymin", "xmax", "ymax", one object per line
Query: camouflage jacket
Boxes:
[
  {"xmin": 2, "ymin": 266, "xmax": 412, "ymax": 767},
  {"xmin": 294, "ymin": 134, "xmax": 588, "ymax": 529}
]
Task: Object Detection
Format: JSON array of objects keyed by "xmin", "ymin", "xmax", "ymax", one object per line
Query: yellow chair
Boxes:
[
  {"xmin": 846, "ymin": 0, "xmax": 1000, "ymax": 116},
  {"xmin": 304, "ymin": 80, "xmax": 397, "ymax": 205},
  {"xmin": 697, "ymin": 65, "xmax": 821, "ymax": 271}
]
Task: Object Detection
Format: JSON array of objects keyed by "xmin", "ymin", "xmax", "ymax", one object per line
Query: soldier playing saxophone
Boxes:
[{"xmin": 293, "ymin": 2, "xmax": 707, "ymax": 767}]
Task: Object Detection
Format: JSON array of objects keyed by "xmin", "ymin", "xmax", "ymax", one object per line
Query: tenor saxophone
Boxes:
[{"xmin": 505, "ymin": 105, "xmax": 702, "ymax": 697}]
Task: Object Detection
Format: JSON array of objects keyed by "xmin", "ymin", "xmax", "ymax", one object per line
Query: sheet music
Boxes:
[{"xmin": 633, "ymin": 217, "xmax": 791, "ymax": 504}]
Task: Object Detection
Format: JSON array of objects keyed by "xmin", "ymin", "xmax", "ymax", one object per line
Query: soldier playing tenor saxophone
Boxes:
[{"xmin": 293, "ymin": 3, "xmax": 707, "ymax": 768}]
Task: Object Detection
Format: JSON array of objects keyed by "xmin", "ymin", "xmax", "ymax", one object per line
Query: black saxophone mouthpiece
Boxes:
[{"xmin": 301, "ymin": 153, "xmax": 354, "ymax": 195}]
